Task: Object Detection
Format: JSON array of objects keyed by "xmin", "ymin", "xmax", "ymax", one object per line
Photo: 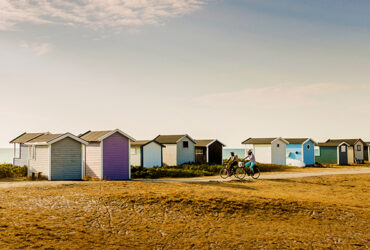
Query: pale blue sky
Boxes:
[{"xmin": 1, "ymin": 0, "xmax": 369, "ymax": 147}]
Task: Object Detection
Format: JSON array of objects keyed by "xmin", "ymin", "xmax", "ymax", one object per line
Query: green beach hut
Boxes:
[{"xmin": 316, "ymin": 141, "xmax": 349, "ymax": 165}]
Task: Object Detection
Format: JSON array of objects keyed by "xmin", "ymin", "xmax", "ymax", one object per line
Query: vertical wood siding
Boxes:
[
  {"xmin": 162, "ymin": 144, "xmax": 177, "ymax": 166},
  {"xmin": 347, "ymin": 147, "xmax": 354, "ymax": 164},
  {"xmin": 51, "ymin": 137, "xmax": 82, "ymax": 180},
  {"xmin": 142, "ymin": 142, "xmax": 162, "ymax": 168},
  {"xmin": 103, "ymin": 132, "xmax": 130, "ymax": 180},
  {"xmin": 85, "ymin": 143, "xmax": 102, "ymax": 179},
  {"xmin": 253, "ymin": 145, "xmax": 272, "ymax": 164},
  {"xmin": 271, "ymin": 139, "xmax": 286, "ymax": 165},
  {"xmin": 303, "ymin": 141, "xmax": 315, "ymax": 165},
  {"xmin": 29, "ymin": 145, "xmax": 49, "ymax": 177},
  {"xmin": 354, "ymin": 142, "xmax": 364, "ymax": 160},
  {"xmin": 316, "ymin": 147, "xmax": 338, "ymax": 164},
  {"xmin": 176, "ymin": 137, "xmax": 195, "ymax": 165},
  {"xmin": 14, "ymin": 144, "xmax": 29, "ymax": 167},
  {"xmin": 208, "ymin": 141, "xmax": 223, "ymax": 165},
  {"xmin": 130, "ymin": 146, "xmax": 141, "ymax": 166}
]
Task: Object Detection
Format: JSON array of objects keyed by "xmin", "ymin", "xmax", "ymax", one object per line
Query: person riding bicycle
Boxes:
[
  {"xmin": 227, "ymin": 152, "xmax": 239, "ymax": 172},
  {"xmin": 244, "ymin": 149, "xmax": 256, "ymax": 173}
]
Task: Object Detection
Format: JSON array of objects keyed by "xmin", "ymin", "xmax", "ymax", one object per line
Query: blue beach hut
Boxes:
[{"xmin": 285, "ymin": 138, "xmax": 316, "ymax": 167}]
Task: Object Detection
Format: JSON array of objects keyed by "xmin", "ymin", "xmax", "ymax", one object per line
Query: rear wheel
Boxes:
[
  {"xmin": 251, "ymin": 166, "xmax": 260, "ymax": 179},
  {"xmin": 219, "ymin": 168, "xmax": 229, "ymax": 179},
  {"xmin": 234, "ymin": 167, "xmax": 246, "ymax": 180}
]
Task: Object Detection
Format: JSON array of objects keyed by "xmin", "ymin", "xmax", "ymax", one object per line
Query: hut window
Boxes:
[
  {"xmin": 356, "ymin": 145, "xmax": 361, "ymax": 151},
  {"xmin": 314, "ymin": 146, "xmax": 320, "ymax": 156},
  {"xmin": 183, "ymin": 141, "xmax": 189, "ymax": 148},
  {"xmin": 307, "ymin": 144, "xmax": 311, "ymax": 150},
  {"xmin": 277, "ymin": 144, "xmax": 280, "ymax": 148},
  {"xmin": 341, "ymin": 146, "xmax": 346, "ymax": 153}
]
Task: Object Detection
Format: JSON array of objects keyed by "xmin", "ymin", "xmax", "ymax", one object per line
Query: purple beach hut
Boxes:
[{"xmin": 80, "ymin": 129, "xmax": 135, "ymax": 180}]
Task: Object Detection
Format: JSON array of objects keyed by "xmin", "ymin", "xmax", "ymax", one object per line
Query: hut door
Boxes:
[
  {"xmin": 195, "ymin": 148, "xmax": 207, "ymax": 164},
  {"xmin": 338, "ymin": 145, "xmax": 348, "ymax": 165}
]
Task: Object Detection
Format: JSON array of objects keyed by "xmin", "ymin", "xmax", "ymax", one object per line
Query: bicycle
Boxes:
[
  {"xmin": 238, "ymin": 160, "xmax": 261, "ymax": 180},
  {"xmin": 219, "ymin": 162, "xmax": 246, "ymax": 180}
]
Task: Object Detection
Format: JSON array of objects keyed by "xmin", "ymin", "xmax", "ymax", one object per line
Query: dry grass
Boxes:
[{"xmin": 0, "ymin": 175, "xmax": 369, "ymax": 249}]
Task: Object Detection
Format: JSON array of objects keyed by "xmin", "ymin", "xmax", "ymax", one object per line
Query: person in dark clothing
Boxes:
[{"xmin": 227, "ymin": 152, "xmax": 239, "ymax": 172}]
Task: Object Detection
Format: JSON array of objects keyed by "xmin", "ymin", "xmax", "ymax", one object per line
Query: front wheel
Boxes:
[
  {"xmin": 251, "ymin": 166, "xmax": 260, "ymax": 179},
  {"xmin": 219, "ymin": 168, "xmax": 229, "ymax": 179},
  {"xmin": 234, "ymin": 167, "xmax": 246, "ymax": 180}
]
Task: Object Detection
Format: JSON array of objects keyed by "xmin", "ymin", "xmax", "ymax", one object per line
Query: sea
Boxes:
[
  {"xmin": 0, "ymin": 148, "xmax": 13, "ymax": 164},
  {"xmin": 223, "ymin": 148, "xmax": 245, "ymax": 159}
]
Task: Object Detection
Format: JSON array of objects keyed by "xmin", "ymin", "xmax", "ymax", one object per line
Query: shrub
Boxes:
[
  {"xmin": 131, "ymin": 164, "xmax": 223, "ymax": 179},
  {"xmin": 0, "ymin": 164, "xmax": 27, "ymax": 179}
]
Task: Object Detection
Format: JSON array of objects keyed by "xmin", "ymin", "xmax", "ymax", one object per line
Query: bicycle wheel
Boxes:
[
  {"xmin": 234, "ymin": 167, "xmax": 246, "ymax": 180},
  {"xmin": 251, "ymin": 166, "xmax": 260, "ymax": 179},
  {"xmin": 219, "ymin": 168, "xmax": 229, "ymax": 179}
]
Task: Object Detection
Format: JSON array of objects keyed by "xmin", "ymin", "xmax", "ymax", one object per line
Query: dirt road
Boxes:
[
  {"xmin": 1, "ymin": 167, "xmax": 369, "ymax": 188},
  {"xmin": 141, "ymin": 167, "xmax": 370, "ymax": 183}
]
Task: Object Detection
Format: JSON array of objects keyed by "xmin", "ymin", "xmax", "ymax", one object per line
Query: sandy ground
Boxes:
[{"xmin": 0, "ymin": 167, "xmax": 369, "ymax": 188}]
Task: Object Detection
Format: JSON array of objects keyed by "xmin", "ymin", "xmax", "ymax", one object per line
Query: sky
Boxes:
[{"xmin": 1, "ymin": 0, "xmax": 370, "ymax": 148}]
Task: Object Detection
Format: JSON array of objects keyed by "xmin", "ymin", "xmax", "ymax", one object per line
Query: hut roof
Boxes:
[
  {"xmin": 326, "ymin": 139, "xmax": 365, "ymax": 146},
  {"xmin": 195, "ymin": 139, "xmax": 226, "ymax": 147},
  {"xmin": 284, "ymin": 138, "xmax": 318, "ymax": 145},
  {"xmin": 27, "ymin": 134, "xmax": 64, "ymax": 143},
  {"xmin": 242, "ymin": 137, "xmax": 289, "ymax": 145},
  {"xmin": 79, "ymin": 129, "xmax": 135, "ymax": 143},
  {"xmin": 154, "ymin": 134, "xmax": 196, "ymax": 144},
  {"xmin": 10, "ymin": 133, "xmax": 46, "ymax": 144}
]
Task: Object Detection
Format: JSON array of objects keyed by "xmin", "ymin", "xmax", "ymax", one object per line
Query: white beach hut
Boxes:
[{"xmin": 241, "ymin": 137, "xmax": 289, "ymax": 165}]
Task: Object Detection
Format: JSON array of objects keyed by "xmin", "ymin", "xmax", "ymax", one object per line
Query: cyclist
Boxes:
[
  {"xmin": 244, "ymin": 149, "xmax": 256, "ymax": 173},
  {"xmin": 227, "ymin": 152, "xmax": 239, "ymax": 172}
]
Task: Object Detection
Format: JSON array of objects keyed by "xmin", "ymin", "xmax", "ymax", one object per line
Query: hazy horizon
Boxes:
[{"xmin": 1, "ymin": 0, "xmax": 369, "ymax": 148}]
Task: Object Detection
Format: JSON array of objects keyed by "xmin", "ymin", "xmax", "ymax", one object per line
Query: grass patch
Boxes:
[{"xmin": 0, "ymin": 164, "xmax": 27, "ymax": 179}]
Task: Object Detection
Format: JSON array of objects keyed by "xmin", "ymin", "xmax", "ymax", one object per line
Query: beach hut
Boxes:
[
  {"xmin": 25, "ymin": 133, "xmax": 88, "ymax": 180},
  {"xmin": 241, "ymin": 137, "xmax": 289, "ymax": 165},
  {"xmin": 194, "ymin": 139, "xmax": 225, "ymax": 165},
  {"xmin": 326, "ymin": 139, "xmax": 366, "ymax": 164},
  {"xmin": 284, "ymin": 138, "xmax": 316, "ymax": 167},
  {"xmin": 315, "ymin": 141, "xmax": 349, "ymax": 165},
  {"xmin": 9, "ymin": 132, "xmax": 47, "ymax": 166},
  {"xmin": 154, "ymin": 134, "xmax": 196, "ymax": 166},
  {"xmin": 130, "ymin": 140, "xmax": 165, "ymax": 168},
  {"xmin": 79, "ymin": 129, "xmax": 135, "ymax": 180},
  {"xmin": 364, "ymin": 142, "xmax": 370, "ymax": 162}
]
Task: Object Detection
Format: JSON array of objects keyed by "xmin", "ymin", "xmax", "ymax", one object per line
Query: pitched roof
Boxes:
[
  {"xmin": 131, "ymin": 140, "xmax": 165, "ymax": 147},
  {"xmin": 131, "ymin": 140, "xmax": 151, "ymax": 147},
  {"xmin": 195, "ymin": 139, "xmax": 214, "ymax": 147},
  {"xmin": 242, "ymin": 137, "xmax": 289, "ymax": 145},
  {"xmin": 284, "ymin": 138, "xmax": 317, "ymax": 145},
  {"xmin": 79, "ymin": 131, "xmax": 112, "ymax": 143},
  {"xmin": 79, "ymin": 129, "xmax": 135, "ymax": 143},
  {"xmin": 318, "ymin": 141, "xmax": 348, "ymax": 147},
  {"xmin": 326, "ymin": 139, "xmax": 365, "ymax": 146},
  {"xmin": 27, "ymin": 134, "xmax": 64, "ymax": 143},
  {"xmin": 195, "ymin": 139, "xmax": 226, "ymax": 147},
  {"xmin": 10, "ymin": 133, "xmax": 46, "ymax": 144},
  {"xmin": 154, "ymin": 134, "xmax": 196, "ymax": 144}
]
